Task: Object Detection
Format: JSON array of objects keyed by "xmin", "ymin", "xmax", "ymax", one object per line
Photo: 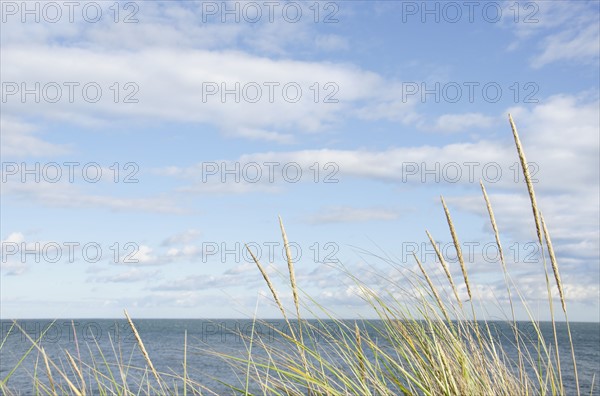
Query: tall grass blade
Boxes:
[
  {"xmin": 426, "ymin": 230, "xmax": 462, "ymax": 308},
  {"xmin": 124, "ymin": 309, "xmax": 164, "ymax": 391},
  {"xmin": 508, "ymin": 113, "xmax": 542, "ymax": 244}
]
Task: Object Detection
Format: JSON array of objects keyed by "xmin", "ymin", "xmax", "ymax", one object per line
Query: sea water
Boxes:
[{"xmin": 1, "ymin": 320, "xmax": 598, "ymax": 395}]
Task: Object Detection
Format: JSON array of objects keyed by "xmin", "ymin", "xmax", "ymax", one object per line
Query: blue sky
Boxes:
[{"xmin": 1, "ymin": 0, "xmax": 598, "ymax": 320}]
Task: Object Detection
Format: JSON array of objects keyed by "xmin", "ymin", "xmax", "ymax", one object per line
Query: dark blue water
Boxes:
[{"xmin": 1, "ymin": 320, "xmax": 598, "ymax": 395}]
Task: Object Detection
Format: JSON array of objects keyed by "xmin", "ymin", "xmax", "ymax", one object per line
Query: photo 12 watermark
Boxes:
[
  {"xmin": 201, "ymin": 240, "xmax": 340, "ymax": 264},
  {"xmin": 199, "ymin": 161, "xmax": 339, "ymax": 184},
  {"xmin": 2, "ymin": 162, "xmax": 140, "ymax": 183},
  {"xmin": 198, "ymin": 1, "xmax": 339, "ymax": 23},
  {"xmin": 201, "ymin": 81, "xmax": 339, "ymax": 104},
  {"xmin": 1, "ymin": 241, "xmax": 141, "ymax": 264},
  {"xmin": 400, "ymin": 161, "xmax": 539, "ymax": 184},
  {"xmin": 0, "ymin": 240, "xmax": 341, "ymax": 265},
  {"xmin": 1, "ymin": 320, "xmax": 137, "ymax": 344},
  {"xmin": 1, "ymin": 1, "xmax": 140, "ymax": 23},
  {"xmin": 399, "ymin": 81, "xmax": 539, "ymax": 104},
  {"xmin": 401, "ymin": 240, "xmax": 545, "ymax": 265},
  {"xmin": 398, "ymin": 1, "xmax": 539, "ymax": 24},
  {"xmin": 1, "ymin": 82, "xmax": 139, "ymax": 104}
]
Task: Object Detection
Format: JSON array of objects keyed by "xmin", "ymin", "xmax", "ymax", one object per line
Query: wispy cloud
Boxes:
[
  {"xmin": 427, "ymin": 113, "xmax": 496, "ymax": 133},
  {"xmin": 503, "ymin": 1, "xmax": 599, "ymax": 68},
  {"xmin": 1, "ymin": 232, "xmax": 28, "ymax": 275},
  {"xmin": 1, "ymin": 181, "xmax": 186, "ymax": 214},
  {"xmin": 88, "ymin": 268, "xmax": 160, "ymax": 283},
  {"xmin": 1, "ymin": 117, "xmax": 71, "ymax": 158},
  {"xmin": 532, "ymin": 23, "xmax": 600, "ymax": 68},
  {"xmin": 309, "ymin": 206, "xmax": 400, "ymax": 224},
  {"xmin": 162, "ymin": 229, "xmax": 201, "ymax": 246}
]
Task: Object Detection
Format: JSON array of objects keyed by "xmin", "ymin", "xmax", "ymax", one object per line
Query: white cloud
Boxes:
[
  {"xmin": 88, "ymin": 268, "xmax": 160, "ymax": 283},
  {"xmin": 1, "ymin": 232, "xmax": 27, "ymax": 275},
  {"xmin": 1, "ymin": 181, "xmax": 186, "ymax": 214},
  {"xmin": 309, "ymin": 206, "xmax": 400, "ymax": 224},
  {"xmin": 502, "ymin": 1, "xmax": 599, "ymax": 68},
  {"xmin": 158, "ymin": 94, "xmax": 597, "ymax": 202},
  {"xmin": 0, "ymin": 117, "xmax": 70, "ymax": 157},
  {"xmin": 162, "ymin": 229, "xmax": 201, "ymax": 246},
  {"xmin": 315, "ymin": 35, "xmax": 350, "ymax": 51},
  {"xmin": 0, "ymin": 1, "xmax": 340, "ymax": 56},
  {"xmin": 129, "ymin": 245, "xmax": 156, "ymax": 264},
  {"xmin": 2, "ymin": 232, "xmax": 25, "ymax": 244},
  {"xmin": 428, "ymin": 113, "xmax": 496, "ymax": 133},
  {"xmin": 1, "ymin": 232, "xmax": 46, "ymax": 275},
  {"xmin": 178, "ymin": 181, "xmax": 281, "ymax": 195},
  {"xmin": 532, "ymin": 23, "xmax": 600, "ymax": 68},
  {"xmin": 164, "ymin": 245, "xmax": 202, "ymax": 259},
  {"xmin": 265, "ymin": 95, "xmax": 599, "ymax": 191},
  {"xmin": 236, "ymin": 127, "xmax": 295, "ymax": 144},
  {"xmin": 152, "ymin": 270, "xmax": 259, "ymax": 291},
  {"xmin": 1, "ymin": 2, "xmax": 399, "ymax": 144},
  {"xmin": 2, "ymin": 46, "xmax": 386, "ymax": 142},
  {"xmin": 507, "ymin": 94, "xmax": 599, "ymax": 192}
]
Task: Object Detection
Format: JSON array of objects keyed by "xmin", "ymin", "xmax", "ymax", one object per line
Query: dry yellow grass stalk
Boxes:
[
  {"xmin": 426, "ymin": 230, "xmax": 462, "ymax": 308},
  {"xmin": 541, "ymin": 216, "xmax": 566, "ymax": 313},
  {"xmin": 41, "ymin": 347, "xmax": 56, "ymax": 395},
  {"xmin": 246, "ymin": 245, "xmax": 289, "ymax": 321},
  {"xmin": 508, "ymin": 114, "xmax": 542, "ymax": 244},
  {"xmin": 479, "ymin": 181, "xmax": 506, "ymax": 268},
  {"xmin": 124, "ymin": 309, "xmax": 163, "ymax": 389},
  {"xmin": 278, "ymin": 216, "xmax": 313, "ymax": 394},
  {"xmin": 413, "ymin": 252, "xmax": 452, "ymax": 324},
  {"xmin": 65, "ymin": 350, "xmax": 86, "ymax": 395},
  {"xmin": 355, "ymin": 322, "xmax": 366, "ymax": 383},
  {"xmin": 441, "ymin": 196, "xmax": 472, "ymax": 301},
  {"xmin": 245, "ymin": 245, "xmax": 310, "ymax": 392},
  {"xmin": 279, "ymin": 216, "xmax": 301, "ymax": 321}
]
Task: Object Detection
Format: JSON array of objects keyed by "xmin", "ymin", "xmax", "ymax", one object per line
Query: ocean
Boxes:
[{"xmin": 1, "ymin": 319, "xmax": 598, "ymax": 395}]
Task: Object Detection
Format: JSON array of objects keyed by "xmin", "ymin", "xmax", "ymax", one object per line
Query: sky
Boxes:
[{"xmin": 0, "ymin": 0, "xmax": 598, "ymax": 321}]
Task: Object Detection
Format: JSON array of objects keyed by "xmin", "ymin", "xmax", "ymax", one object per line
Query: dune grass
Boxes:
[{"xmin": 0, "ymin": 115, "xmax": 594, "ymax": 395}]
